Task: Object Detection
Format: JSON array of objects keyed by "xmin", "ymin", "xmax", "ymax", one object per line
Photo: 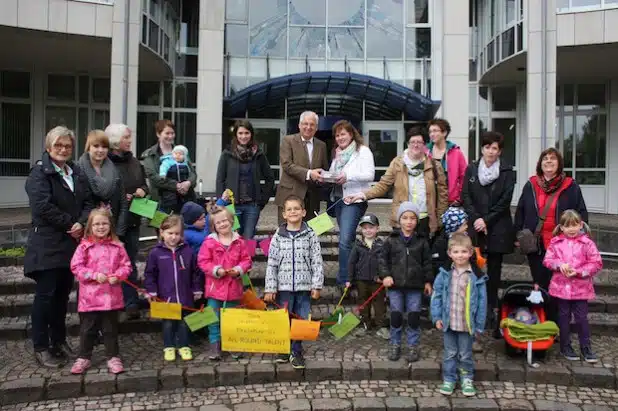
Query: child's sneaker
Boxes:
[
  {"xmin": 290, "ymin": 353, "xmax": 306, "ymax": 369},
  {"xmin": 388, "ymin": 344, "xmax": 401, "ymax": 361},
  {"xmin": 70, "ymin": 358, "xmax": 91, "ymax": 374},
  {"xmin": 275, "ymin": 354, "xmax": 289, "ymax": 363},
  {"xmin": 461, "ymin": 379, "xmax": 476, "ymax": 397},
  {"xmin": 581, "ymin": 346, "xmax": 598, "ymax": 363},
  {"xmin": 438, "ymin": 381, "xmax": 455, "ymax": 396},
  {"xmin": 376, "ymin": 327, "xmax": 390, "ymax": 340},
  {"xmin": 407, "ymin": 346, "xmax": 420, "ymax": 363},
  {"xmin": 107, "ymin": 357, "xmax": 124, "ymax": 374},
  {"xmin": 178, "ymin": 347, "xmax": 193, "ymax": 361},
  {"xmin": 561, "ymin": 345, "xmax": 580, "ymax": 361},
  {"xmin": 208, "ymin": 342, "xmax": 222, "ymax": 361},
  {"xmin": 164, "ymin": 347, "xmax": 176, "ymax": 361}
]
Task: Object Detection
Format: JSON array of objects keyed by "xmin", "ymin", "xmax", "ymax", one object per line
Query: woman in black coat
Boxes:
[
  {"xmin": 216, "ymin": 120, "xmax": 275, "ymax": 239},
  {"xmin": 462, "ymin": 131, "xmax": 515, "ymax": 331},
  {"xmin": 25, "ymin": 126, "xmax": 94, "ymax": 368}
]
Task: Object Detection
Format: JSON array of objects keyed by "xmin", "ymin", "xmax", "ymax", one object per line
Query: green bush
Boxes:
[{"xmin": 0, "ymin": 247, "xmax": 26, "ymax": 258}]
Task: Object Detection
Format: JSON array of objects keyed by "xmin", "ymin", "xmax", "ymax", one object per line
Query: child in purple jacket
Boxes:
[{"xmin": 144, "ymin": 215, "xmax": 202, "ymax": 362}]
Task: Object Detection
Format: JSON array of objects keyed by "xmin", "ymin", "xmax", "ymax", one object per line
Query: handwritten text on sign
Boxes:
[{"xmin": 220, "ymin": 308, "xmax": 290, "ymax": 354}]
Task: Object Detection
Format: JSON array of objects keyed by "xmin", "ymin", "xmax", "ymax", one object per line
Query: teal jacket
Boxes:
[{"xmin": 430, "ymin": 266, "xmax": 488, "ymax": 335}]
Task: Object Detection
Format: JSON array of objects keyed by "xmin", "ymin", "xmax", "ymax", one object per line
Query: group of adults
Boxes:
[{"xmin": 24, "ymin": 108, "xmax": 587, "ymax": 368}]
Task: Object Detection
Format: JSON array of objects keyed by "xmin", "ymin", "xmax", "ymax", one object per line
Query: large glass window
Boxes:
[
  {"xmin": 407, "ymin": 0, "xmax": 429, "ymax": 24},
  {"xmin": 249, "ymin": 0, "xmax": 287, "ymax": 57},
  {"xmin": 329, "ymin": 0, "xmax": 365, "ymax": 25},
  {"xmin": 367, "ymin": 0, "xmax": 404, "ymax": 58},
  {"xmin": 328, "ymin": 28, "xmax": 364, "ymax": 59}
]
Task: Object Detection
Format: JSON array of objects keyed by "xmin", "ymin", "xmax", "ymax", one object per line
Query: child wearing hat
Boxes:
[
  {"xmin": 379, "ymin": 202, "xmax": 433, "ymax": 362},
  {"xmin": 345, "ymin": 213, "xmax": 389, "ymax": 340},
  {"xmin": 181, "ymin": 195, "xmax": 229, "ymax": 255}
]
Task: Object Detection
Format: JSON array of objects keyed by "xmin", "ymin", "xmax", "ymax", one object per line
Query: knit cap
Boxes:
[
  {"xmin": 173, "ymin": 145, "xmax": 189, "ymax": 158},
  {"xmin": 180, "ymin": 201, "xmax": 205, "ymax": 225},
  {"xmin": 442, "ymin": 206, "xmax": 468, "ymax": 235},
  {"xmin": 397, "ymin": 201, "xmax": 421, "ymax": 221}
]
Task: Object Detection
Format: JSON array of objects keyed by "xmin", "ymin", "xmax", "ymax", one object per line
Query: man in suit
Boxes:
[{"xmin": 275, "ymin": 111, "xmax": 329, "ymax": 224}]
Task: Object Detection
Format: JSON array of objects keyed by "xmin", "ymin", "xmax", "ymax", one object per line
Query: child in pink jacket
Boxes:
[
  {"xmin": 69, "ymin": 208, "xmax": 132, "ymax": 375},
  {"xmin": 198, "ymin": 207, "xmax": 252, "ymax": 361},
  {"xmin": 543, "ymin": 209, "xmax": 602, "ymax": 364}
]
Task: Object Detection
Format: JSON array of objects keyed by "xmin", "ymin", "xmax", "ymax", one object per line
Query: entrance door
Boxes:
[
  {"xmin": 363, "ymin": 122, "xmax": 404, "ymax": 194},
  {"xmin": 249, "ymin": 119, "xmax": 286, "ymax": 182}
]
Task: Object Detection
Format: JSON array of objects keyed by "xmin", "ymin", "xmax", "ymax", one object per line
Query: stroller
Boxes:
[{"xmin": 499, "ymin": 283, "xmax": 555, "ymax": 362}]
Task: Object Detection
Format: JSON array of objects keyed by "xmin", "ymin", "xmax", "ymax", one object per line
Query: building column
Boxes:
[
  {"xmin": 432, "ymin": 0, "xmax": 470, "ymax": 159},
  {"xmin": 525, "ymin": 0, "xmax": 557, "ymax": 176},
  {"xmin": 195, "ymin": 0, "xmax": 225, "ymax": 194},
  {"xmin": 110, "ymin": 0, "xmax": 140, "ymax": 151}
]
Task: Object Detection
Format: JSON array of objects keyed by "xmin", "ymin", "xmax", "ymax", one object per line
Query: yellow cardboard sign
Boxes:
[
  {"xmin": 307, "ymin": 213, "xmax": 334, "ymax": 235},
  {"xmin": 150, "ymin": 301, "xmax": 182, "ymax": 320},
  {"xmin": 220, "ymin": 308, "xmax": 290, "ymax": 354}
]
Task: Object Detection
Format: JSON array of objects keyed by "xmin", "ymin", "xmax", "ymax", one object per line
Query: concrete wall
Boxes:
[
  {"xmin": 557, "ymin": 8, "xmax": 618, "ymax": 46},
  {"xmin": 0, "ymin": 0, "xmax": 114, "ymax": 37}
]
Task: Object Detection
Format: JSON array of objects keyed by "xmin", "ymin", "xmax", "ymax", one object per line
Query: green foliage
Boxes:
[{"xmin": 0, "ymin": 247, "xmax": 26, "ymax": 258}]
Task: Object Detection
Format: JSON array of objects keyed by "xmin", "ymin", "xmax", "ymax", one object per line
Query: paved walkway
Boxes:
[{"xmin": 3, "ymin": 380, "xmax": 618, "ymax": 410}]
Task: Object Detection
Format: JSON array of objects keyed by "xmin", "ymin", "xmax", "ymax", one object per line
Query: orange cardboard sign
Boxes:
[
  {"xmin": 290, "ymin": 318, "xmax": 320, "ymax": 341},
  {"xmin": 240, "ymin": 289, "xmax": 266, "ymax": 310}
]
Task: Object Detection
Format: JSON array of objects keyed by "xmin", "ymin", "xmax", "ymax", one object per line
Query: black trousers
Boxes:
[
  {"xmin": 78, "ymin": 311, "xmax": 119, "ymax": 359},
  {"xmin": 486, "ymin": 252, "xmax": 504, "ymax": 310},
  {"xmin": 31, "ymin": 268, "xmax": 74, "ymax": 352},
  {"xmin": 527, "ymin": 250, "xmax": 557, "ymax": 322}
]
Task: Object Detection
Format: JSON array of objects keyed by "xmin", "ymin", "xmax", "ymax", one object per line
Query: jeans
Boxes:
[
  {"xmin": 235, "ymin": 203, "xmax": 261, "ymax": 239},
  {"xmin": 277, "ymin": 291, "xmax": 311, "ymax": 355},
  {"xmin": 388, "ymin": 289, "xmax": 422, "ymax": 346},
  {"xmin": 334, "ymin": 200, "xmax": 368, "ymax": 285},
  {"xmin": 442, "ymin": 329, "xmax": 474, "ymax": 383},
  {"xmin": 162, "ymin": 314, "xmax": 191, "ymax": 348},
  {"xmin": 31, "ymin": 268, "xmax": 74, "ymax": 352},
  {"xmin": 78, "ymin": 311, "xmax": 119, "ymax": 359},
  {"xmin": 121, "ymin": 226, "xmax": 141, "ymax": 309},
  {"xmin": 207, "ymin": 299, "xmax": 240, "ymax": 344},
  {"xmin": 557, "ymin": 299, "xmax": 591, "ymax": 351}
]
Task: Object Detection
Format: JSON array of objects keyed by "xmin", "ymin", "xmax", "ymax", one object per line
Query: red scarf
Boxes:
[{"xmin": 536, "ymin": 173, "xmax": 565, "ymax": 194}]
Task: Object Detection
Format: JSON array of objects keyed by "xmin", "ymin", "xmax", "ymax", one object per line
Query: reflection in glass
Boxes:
[
  {"xmin": 92, "ymin": 110, "xmax": 110, "ymax": 131},
  {"xmin": 138, "ymin": 81, "xmax": 160, "ymax": 106},
  {"xmin": 290, "ymin": 0, "xmax": 326, "ymax": 25},
  {"xmin": 46, "ymin": 107, "xmax": 76, "ymax": 137},
  {"xmin": 366, "ymin": 0, "xmax": 404, "ymax": 58},
  {"xmin": 576, "ymin": 84, "xmax": 605, "ymax": 110},
  {"xmin": 368, "ymin": 129, "xmax": 399, "ymax": 167},
  {"xmin": 491, "ymin": 118, "xmax": 516, "ymax": 166},
  {"xmin": 289, "ymin": 27, "xmax": 327, "ymax": 58},
  {"xmin": 562, "ymin": 112, "xmax": 574, "ymax": 168},
  {"xmin": 501, "ymin": 27, "xmax": 514, "ymax": 60},
  {"xmin": 406, "ymin": 28, "xmax": 431, "ymax": 58},
  {"xmin": 506, "ymin": 0, "xmax": 516, "ymax": 24},
  {"xmin": 175, "ymin": 82, "xmax": 198, "ymax": 108},
  {"xmin": 576, "ymin": 171, "xmax": 605, "ymax": 185},
  {"xmin": 136, "ymin": 112, "xmax": 159, "ymax": 155},
  {"xmin": 328, "ymin": 28, "xmax": 364, "ymax": 58},
  {"xmin": 328, "ymin": 0, "xmax": 364, "ymax": 25},
  {"xmin": 48, "ymin": 75, "xmax": 76, "ymax": 101},
  {"xmin": 570, "ymin": 0, "xmax": 602, "ymax": 9},
  {"xmin": 174, "ymin": 112, "xmax": 197, "ymax": 156},
  {"xmin": 254, "ymin": 128, "xmax": 281, "ymax": 167},
  {"xmin": 1, "ymin": 104, "xmax": 30, "ymax": 159},
  {"xmin": 575, "ymin": 114, "xmax": 606, "ymax": 169},
  {"xmin": 225, "ymin": 24, "xmax": 249, "ymax": 56},
  {"xmin": 249, "ymin": 0, "xmax": 287, "ymax": 57},
  {"xmin": 491, "ymin": 86, "xmax": 516, "ymax": 111}
]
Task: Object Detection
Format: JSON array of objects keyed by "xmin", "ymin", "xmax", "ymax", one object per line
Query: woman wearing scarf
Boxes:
[
  {"xmin": 327, "ymin": 120, "xmax": 375, "ymax": 286},
  {"xmin": 514, "ymin": 148, "xmax": 588, "ymax": 317},
  {"xmin": 78, "ymin": 130, "xmax": 129, "ymax": 237},
  {"xmin": 216, "ymin": 119, "xmax": 275, "ymax": 239},
  {"xmin": 345, "ymin": 127, "xmax": 448, "ymax": 237},
  {"xmin": 462, "ymin": 131, "xmax": 515, "ymax": 335}
]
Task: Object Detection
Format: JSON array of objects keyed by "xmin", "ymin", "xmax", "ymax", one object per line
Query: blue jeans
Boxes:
[
  {"xmin": 334, "ymin": 200, "xmax": 368, "ymax": 285},
  {"xmin": 120, "ymin": 226, "xmax": 141, "ymax": 309},
  {"xmin": 388, "ymin": 289, "xmax": 422, "ymax": 346},
  {"xmin": 442, "ymin": 329, "xmax": 474, "ymax": 383},
  {"xmin": 235, "ymin": 203, "xmax": 261, "ymax": 239},
  {"xmin": 277, "ymin": 291, "xmax": 311, "ymax": 355},
  {"xmin": 162, "ymin": 317, "xmax": 190, "ymax": 348},
  {"xmin": 207, "ymin": 299, "xmax": 240, "ymax": 344}
]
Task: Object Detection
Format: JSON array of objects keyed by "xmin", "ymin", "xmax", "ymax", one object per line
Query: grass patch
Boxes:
[{"xmin": 0, "ymin": 247, "xmax": 26, "ymax": 258}]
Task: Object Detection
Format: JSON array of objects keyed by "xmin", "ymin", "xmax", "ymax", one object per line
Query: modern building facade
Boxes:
[{"xmin": 0, "ymin": 0, "xmax": 615, "ymax": 213}]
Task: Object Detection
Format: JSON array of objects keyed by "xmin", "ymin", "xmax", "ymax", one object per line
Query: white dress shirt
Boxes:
[{"xmin": 302, "ymin": 136, "xmax": 314, "ymax": 180}]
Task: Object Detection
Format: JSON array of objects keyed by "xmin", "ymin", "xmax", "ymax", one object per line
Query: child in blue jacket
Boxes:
[
  {"xmin": 180, "ymin": 196, "xmax": 229, "ymax": 255},
  {"xmin": 430, "ymin": 233, "xmax": 487, "ymax": 398}
]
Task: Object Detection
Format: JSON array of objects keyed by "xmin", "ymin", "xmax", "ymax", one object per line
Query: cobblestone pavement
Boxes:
[{"xmin": 4, "ymin": 380, "xmax": 618, "ymax": 410}]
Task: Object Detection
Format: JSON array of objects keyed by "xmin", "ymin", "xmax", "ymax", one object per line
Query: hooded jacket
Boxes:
[
  {"xmin": 430, "ymin": 266, "xmax": 488, "ymax": 335},
  {"xmin": 70, "ymin": 238, "xmax": 132, "ymax": 312},
  {"xmin": 264, "ymin": 223, "xmax": 324, "ymax": 293},
  {"xmin": 348, "ymin": 237, "xmax": 384, "ymax": 283},
  {"xmin": 543, "ymin": 233, "xmax": 603, "ymax": 301},
  {"xmin": 144, "ymin": 242, "xmax": 201, "ymax": 307},
  {"xmin": 426, "ymin": 141, "xmax": 467, "ymax": 204},
  {"xmin": 378, "ymin": 229, "xmax": 433, "ymax": 290},
  {"xmin": 197, "ymin": 232, "xmax": 252, "ymax": 301}
]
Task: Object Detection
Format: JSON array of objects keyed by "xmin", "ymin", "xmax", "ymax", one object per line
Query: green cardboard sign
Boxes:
[
  {"xmin": 149, "ymin": 210, "xmax": 169, "ymax": 228},
  {"xmin": 307, "ymin": 213, "xmax": 335, "ymax": 236},
  {"xmin": 129, "ymin": 198, "xmax": 158, "ymax": 219},
  {"xmin": 322, "ymin": 307, "xmax": 345, "ymax": 329},
  {"xmin": 226, "ymin": 204, "xmax": 241, "ymax": 232},
  {"xmin": 241, "ymin": 273, "xmax": 252, "ymax": 287},
  {"xmin": 328, "ymin": 312, "xmax": 360, "ymax": 340},
  {"xmin": 183, "ymin": 307, "xmax": 219, "ymax": 332}
]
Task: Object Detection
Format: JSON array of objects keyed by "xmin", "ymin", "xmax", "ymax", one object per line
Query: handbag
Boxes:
[{"xmin": 516, "ymin": 190, "xmax": 559, "ymax": 254}]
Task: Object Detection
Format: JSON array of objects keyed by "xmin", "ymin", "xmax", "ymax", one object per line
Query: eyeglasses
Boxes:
[
  {"xmin": 53, "ymin": 143, "xmax": 73, "ymax": 152},
  {"xmin": 408, "ymin": 141, "xmax": 424, "ymax": 146}
]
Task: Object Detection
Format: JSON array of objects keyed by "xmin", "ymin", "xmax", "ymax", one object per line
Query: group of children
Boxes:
[{"xmin": 67, "ymin": 189, "xmax": 603, "ymax": 398}]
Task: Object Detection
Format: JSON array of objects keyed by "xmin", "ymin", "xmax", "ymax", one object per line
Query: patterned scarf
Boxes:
[
  {"xmin": 332, "ymin": 141, "xmax": 357, "ymax": 174},
  {"xmin": 537, "ymin": 173, "xmax": 566, "ymax": 194},
  {"xmin": 234, "ymin": 144, "xmax": 257, "ymax": 163},
  {"xmin": 478, "ymin": 158, "xmax": 500, "ymax": 186}
]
